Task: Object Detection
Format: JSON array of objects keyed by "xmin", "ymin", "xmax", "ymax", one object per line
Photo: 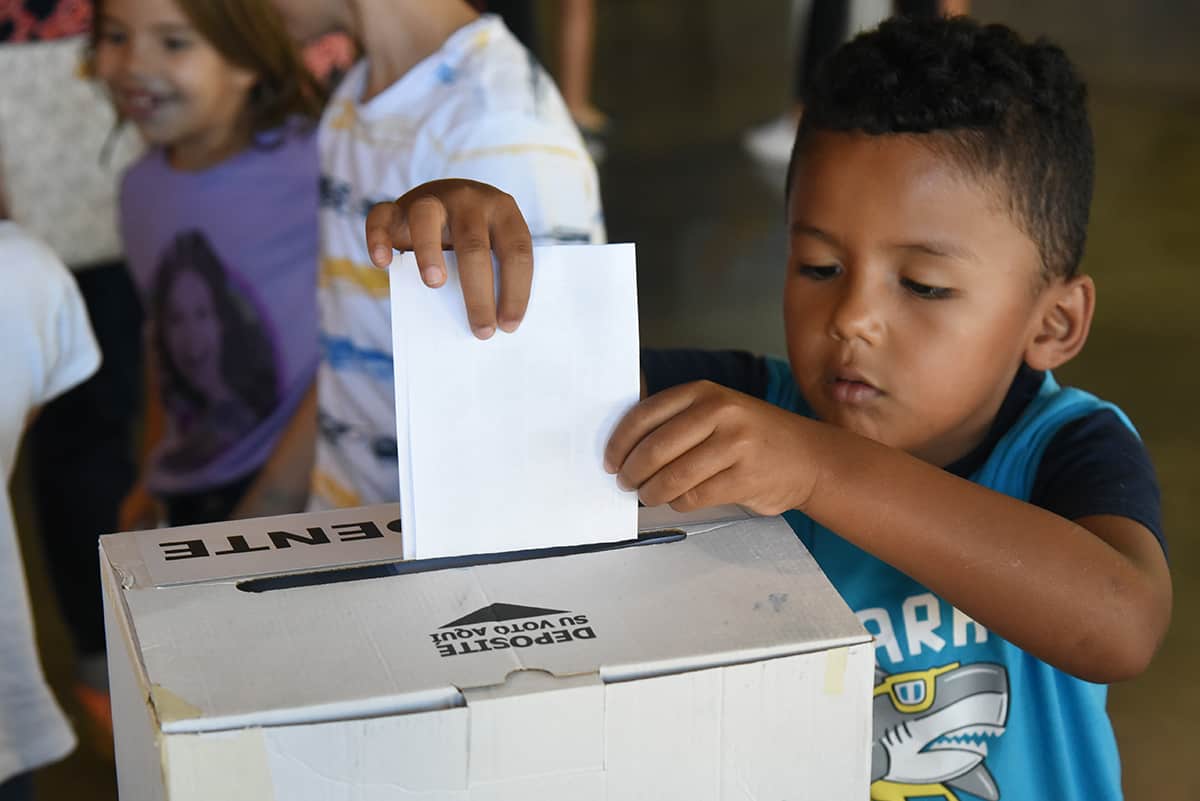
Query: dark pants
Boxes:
[
  {"xmin": 164, "ymin": 470, "xmax": 259, "ymax": 527},
  {"xmin": 30, "ymin": 263, "xmax": 142, "ymax": 657},
  {"xmin": 0, "ymin": 772, "xmax": 34, "ymax": 801}
]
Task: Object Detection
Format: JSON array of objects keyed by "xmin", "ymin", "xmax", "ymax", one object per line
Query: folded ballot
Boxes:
[{"xmin": 390, "ymin": 244, "xmax": 640, "ymax": 559}]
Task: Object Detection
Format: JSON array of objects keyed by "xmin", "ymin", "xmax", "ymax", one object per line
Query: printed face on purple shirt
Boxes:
[
  {"xmin": 164, "ymin": 268, "xmax": 224, "ymax": 397},
  {"xmin": 152, "ymin": 229, "xmax": 279, "ymax": 473}
]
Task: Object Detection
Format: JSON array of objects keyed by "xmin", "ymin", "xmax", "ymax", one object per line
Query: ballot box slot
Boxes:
[{"xmin": 235, "ymin": 528, "xmax": 687, "ymax": 593}]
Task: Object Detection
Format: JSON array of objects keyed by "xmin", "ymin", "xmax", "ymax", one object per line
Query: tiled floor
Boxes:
[{"xmin": 12, "ymin": 2, "xmax": 1198, "ymax": 798}]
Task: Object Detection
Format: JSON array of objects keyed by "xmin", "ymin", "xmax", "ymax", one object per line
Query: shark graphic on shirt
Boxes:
[{"xmin": 870, "ymin": 662, "xmax": 1010, "ymax": 801}]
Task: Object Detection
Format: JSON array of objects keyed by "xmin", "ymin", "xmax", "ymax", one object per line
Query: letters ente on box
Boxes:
[{"xmin": 135, "ymin": 508, "xmax": 407, "ymax": 586}]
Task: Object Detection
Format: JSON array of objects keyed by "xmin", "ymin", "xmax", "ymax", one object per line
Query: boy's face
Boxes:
[{"xmin": 784, "ymin": 131, "xmax": 1048, "ymax": 467}]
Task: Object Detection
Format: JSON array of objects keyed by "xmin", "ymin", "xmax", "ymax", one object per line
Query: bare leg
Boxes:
[{"xmin": 558, "ymin": 0, "xmax": 607, "ymax": 132}]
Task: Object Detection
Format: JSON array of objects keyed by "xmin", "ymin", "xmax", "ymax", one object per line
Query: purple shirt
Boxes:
[{"xmin": 121, "ymin": 128, "xmax": 318, "ymax": 495}]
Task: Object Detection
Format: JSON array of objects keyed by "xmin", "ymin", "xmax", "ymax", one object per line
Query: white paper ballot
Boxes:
[{"xmin": 390, "ymin": 243, "xmax": 640, "ymax": 559}]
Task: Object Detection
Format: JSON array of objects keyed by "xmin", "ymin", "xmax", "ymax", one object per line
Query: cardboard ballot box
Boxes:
[{"xmin": 100, "ymin": 505, "xmax": 873, "ymax": 800}]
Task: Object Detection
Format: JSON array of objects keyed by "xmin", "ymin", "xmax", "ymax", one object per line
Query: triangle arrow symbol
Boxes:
[{"xmin": 441, "ymin": 602, "xmax": 569, "ymax": 629}]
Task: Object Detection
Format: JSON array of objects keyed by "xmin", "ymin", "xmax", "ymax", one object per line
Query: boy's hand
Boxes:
[
  {"xmin": 604, "ymin": 381, "xmax": 821, "ymax": 515},
  {"xmin": 365, "ymin": 179, "xmax": 533, "ymax": 340}
]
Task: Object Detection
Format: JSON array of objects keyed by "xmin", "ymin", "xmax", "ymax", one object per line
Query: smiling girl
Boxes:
[{"xmin": 92, "ymin": 0, "xmax": 324, "ymax": 528}]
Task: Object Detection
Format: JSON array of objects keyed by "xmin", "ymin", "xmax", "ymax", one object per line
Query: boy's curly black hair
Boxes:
[{"xmin": 789, "ymin": 15, "xmax": 1094, "ymax": 281}]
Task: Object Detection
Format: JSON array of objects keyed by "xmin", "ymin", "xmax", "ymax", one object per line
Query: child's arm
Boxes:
[
  {"xmin": 364, "ymin": 179, "xmax": 533, "ymax": 339},
  {"xmin": 605, "ymin": 380, "xmax": 1172, "ymax": 684},
  {"xmin": 120, "ymin": 348, "xmax": 166, "ymax": 531},
  {"xmin": 231, "ymin": 381, "xmax": 317, "ymax": 519}
]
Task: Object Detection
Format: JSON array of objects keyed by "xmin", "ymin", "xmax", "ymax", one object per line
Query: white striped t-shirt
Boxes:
[{"xmin": 313, "ymin": 14, "xmax": 604, "ymax": 509}]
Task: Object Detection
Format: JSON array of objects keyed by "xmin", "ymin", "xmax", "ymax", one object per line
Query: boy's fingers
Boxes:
[
  {"xmin": 406, "ymin": 196, "xmax": 451, "ymax": 287},
  {"xmin": 490, "ymin": 201, "xmax": 534, "ymax": 333},
  {"xmin": 364, "ymin": 202, "xmax": 403, "ymax": 268},
  {"xmin": 664, "ymin": 465, "xmax": 739, "ymax": 513},
  {"xmin": 604, "ymin": 384, "xmax": 702, "ymax": 474},
  {"xmin": 637, "ymin": 437, "xmax": 736, "ymax": 508},
  {"xmin": 365, "ymin": 181, "xmax": 531, "ymax": 337},
  {"xmin": 450, "ymin": 210, "xmax": 499, "ymax": 339},
  {"xmin": 617, "ymin": 407, "xmax": 717, "ymax": 491}
]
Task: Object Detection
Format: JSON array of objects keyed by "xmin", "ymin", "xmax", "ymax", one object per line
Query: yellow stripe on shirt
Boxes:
[
  {"xmin": 448, "ymin": 143, "xmax": 585, "ymax": 164},
  {"xmin": 327, "ymin": 98, "xmax": 357, "ymax": 131},
  {"xmin": 312, "ymin": 469, "xmax": 363, "ymax": 509},
  {"xmin": 320, "ymin": 257, "xmax": 390, "ymax": 298}
]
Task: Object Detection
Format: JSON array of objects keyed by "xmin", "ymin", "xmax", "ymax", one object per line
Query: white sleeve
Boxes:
[
  {"xmin": 435, "ymin": 114, "xmax": 606, "ymax": 246},
  {"xmin": 0, "ymin": 224, "xmax": 101, "ymax": 407},
  {"xmin": 39, "ymin": 261, "xmax": 101, "ymax": 404}
]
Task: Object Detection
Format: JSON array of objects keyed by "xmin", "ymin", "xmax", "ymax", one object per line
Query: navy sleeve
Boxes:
[
  {"xmin": 1031, "ymin": 409, "xmax": 1166, "ymax": 555},
  {"xmin": 641, "ymin": 349, "xmax": 769, "ymax": 399}
]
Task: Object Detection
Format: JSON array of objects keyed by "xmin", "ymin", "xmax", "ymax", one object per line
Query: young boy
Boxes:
[
  {"xmin": 366, "ymin": 16, "xmax": 1171, "ymax": 801},
  {"xmin": 246, "ymin": 0, "xmax": 603, "ymax": 516}
]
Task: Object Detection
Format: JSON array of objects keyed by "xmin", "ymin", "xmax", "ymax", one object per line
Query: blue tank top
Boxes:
[{"xmin": 765, "ymin": 357, "xmax": 1133, "ymax": 801}]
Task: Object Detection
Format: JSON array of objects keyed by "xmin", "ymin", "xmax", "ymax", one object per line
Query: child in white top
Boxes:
[
  {"xmin": 0, "ymin": 219, "xmax": 100, "ymax": 796},
  {"xmin": 265, "ymin": 0, "xmax": 603, "ymax": 510}
]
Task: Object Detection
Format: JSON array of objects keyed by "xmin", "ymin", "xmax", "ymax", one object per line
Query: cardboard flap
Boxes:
[{"xmin": 102, "ymin": 507, "xmax": 869, "ymax": 734}]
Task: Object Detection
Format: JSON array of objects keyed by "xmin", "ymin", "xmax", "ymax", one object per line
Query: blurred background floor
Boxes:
[{"xmin": 13, "ymin": 0, "xmax": 1198, "ymax": 798}]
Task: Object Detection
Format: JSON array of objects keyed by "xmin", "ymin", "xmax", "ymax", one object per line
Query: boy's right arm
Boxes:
[{"xmin": 604, "ymin": 380, "xmax": 1171, "ymax": 684}]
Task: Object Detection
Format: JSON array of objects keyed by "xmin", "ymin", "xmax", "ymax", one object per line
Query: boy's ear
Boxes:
[{"xmin": 1025, "ymin": 275, "xmax": 1095, "ymax": 371}]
